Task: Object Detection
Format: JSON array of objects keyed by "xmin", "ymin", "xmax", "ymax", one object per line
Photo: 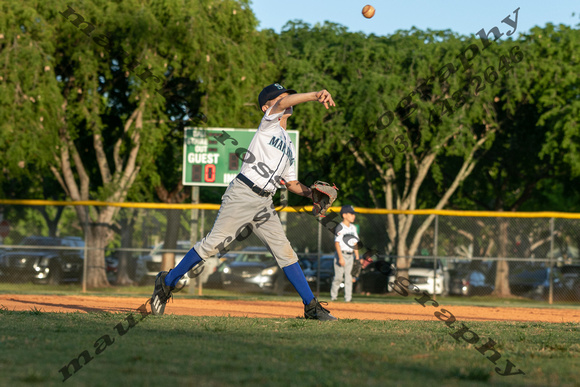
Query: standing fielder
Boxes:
[
  {"xmin": 331, "ymin": 205, "xmax": 360, "ymax": 302},
  {"xmin": 151, "ymin": 83, "xmax": 338, "ymax": 321}
]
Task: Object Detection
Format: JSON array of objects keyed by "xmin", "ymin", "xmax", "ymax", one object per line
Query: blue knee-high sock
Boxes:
[
  {"xmin": 164, "ymin": 247, "xmax": 203, "ymax": 287},
  {"xmin": 283, "ymin": 262, "xmax": 315, "ymax": 305}
]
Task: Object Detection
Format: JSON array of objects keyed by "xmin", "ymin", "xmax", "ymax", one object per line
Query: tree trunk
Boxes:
[
  {"xmin": 377, "ymin": 130, "xmax": 494, "ymax": 277},
  {"xmin": 85, "ymin": 222, "xmax": 111, "ymax": 288},
  {"xmin": 52, "ymin": 99, "xmax": 145, "ymax": 289},
  {"xmin": 116, "ymin": 209, "xmax": 136, "ymax": 286},
  {"xmin": 395, "ymin": 257, "xmax": 411, "ymax": 281},
  {"xmin": 80, "ymin": 205, "xmax": 118, "ymax": 288},
  {"xmin": 493, "ymin": 218, "xmax": 512, "ymax": 297}
]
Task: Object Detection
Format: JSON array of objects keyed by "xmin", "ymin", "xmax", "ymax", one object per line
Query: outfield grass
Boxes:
[
  {"xmin": 1, "ymin": 282, "xmax": 579, "ymax": 309},
  {"xmin": 0, "ymin": 307, "xmax": 578, "ymax": 387}
]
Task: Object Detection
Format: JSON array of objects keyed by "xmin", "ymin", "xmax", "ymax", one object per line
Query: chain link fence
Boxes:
[{"xmin": 0, "ymin": 202, "xmax": 579, "ymax": 304}]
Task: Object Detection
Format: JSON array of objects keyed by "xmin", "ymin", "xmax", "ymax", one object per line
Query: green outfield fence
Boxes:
[{"xmin": 0, "ymin": 199, "xmax": 579, "ymax": 304}]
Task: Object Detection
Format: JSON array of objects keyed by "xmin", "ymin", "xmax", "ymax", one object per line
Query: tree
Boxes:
[
  {"xmin": 275, "ymin": 23, "xmax": 507, "ymax": 277},
  {"xmin": 448, "ymin": 24, "xmax": 580, "ymax": 296},
  {"xmin": 0, "ymin": 0, "xmax": 272, "ymax": 287}
]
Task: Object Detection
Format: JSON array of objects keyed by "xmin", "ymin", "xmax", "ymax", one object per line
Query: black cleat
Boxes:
[
  {"xmin": 150, "ymin": 271, "xmax": 174, "ymax": 316},
  {"xmin": 304, "ymin": 298, "xmax": 338, "ymax": 321}
]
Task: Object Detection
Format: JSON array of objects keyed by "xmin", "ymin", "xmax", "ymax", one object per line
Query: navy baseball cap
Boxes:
[
  {"xmin": 340, "ymin": 205, "xmax": 356, "ymax": 215},
  {"xmin": 258, "ymin": 83, "xmax": 297, "ymax": 109}
]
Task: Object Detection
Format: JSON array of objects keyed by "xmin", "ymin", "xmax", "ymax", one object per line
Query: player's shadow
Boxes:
[{"xmin": 6, "ymin": 297, "xmax": 133, "ymax": 314}]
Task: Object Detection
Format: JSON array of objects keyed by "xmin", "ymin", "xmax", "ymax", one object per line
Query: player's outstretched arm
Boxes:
[
  {"xmin": 285, "ymin": 180, "xmax": 313, "ymax": 200},
  {"xmin": 271, "ymin": 90, "xmax": 335, "ymax": 114}
]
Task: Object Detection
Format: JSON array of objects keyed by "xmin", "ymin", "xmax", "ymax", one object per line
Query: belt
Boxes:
[
  {"xmin": 341, "ymin": 251, "xmax": 354, "ymax": 255},
  {"xmin": 237, "ymin": 173, "xmax": 273, "ymax": 197}
]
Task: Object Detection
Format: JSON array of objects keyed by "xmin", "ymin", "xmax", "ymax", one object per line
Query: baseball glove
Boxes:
[
  {"xmin": 311, "ymin": 181, "xmax": 338, "ymax": 217},
  {"xmin": 351, "ymin": 258, "xmax": 363, "ymax": 278}
]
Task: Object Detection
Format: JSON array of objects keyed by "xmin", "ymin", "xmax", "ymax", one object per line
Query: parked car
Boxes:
[
  {"xmin": 134, "ymin": 240, "xmax": 192, "ymax": 284},
  {"xmin": 388, "ymin": 259, "xmax": 448, "ymax": 295},
  {"xmin": 560, "ymin": 264, "xmax": 580, "ymax": 301},
  {"xmin": 220, "ymin": 246, "xmax": 292, "ymax": 294},
  {"xmin": 0, "ymin": 236, "xmax": 84, "ymax": 284},
  {"xmin": 105, "ymin": 254, "xmax": 118, "ymax": 282},
  {"xmin": 448, "ymin": 261, "xmax": 494, "ymax": 296},
  {"xmin": 509, "ymin": 262, "xmax": 564, "ymax": 300},
  {"xmin": 302, "ymin": 255, "xmax": 392, "ymax": 294},
  {"xmin": 355, "ymin": 259, "xmax": 394, "ymax": 294},
  {"xmin": 204, "ymin": 253, "xmax": 237, "ymax": 289},
  {"xmin": 302, "ymin": 254, "xmax": 337, "ymax": 291},
  {"xmin": 104, "ymin": 251, "xmax": 140, "ymax": 283}
]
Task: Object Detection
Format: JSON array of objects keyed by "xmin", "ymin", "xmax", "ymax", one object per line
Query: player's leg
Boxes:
[
  {"xmin": 330, "ymin": 254, "xmax": 345, "ymax": 301},
  {"xmin": 152, "ymin": 179, "xmax": 266, "ymax": 315},
  {"xmin": 251, "ymin": 207, "xmax": 337, "ymax": 321},
  {"xmin": 344, "ymin": 255, "xmax": 354, "ymax": 302},
  {"xmin": 250, "ymin": 212, "xmax": 311, "ymax": 302},
  {"xmin": 164, "ymin": 178, "xmax": 268, "ymax": 287}
]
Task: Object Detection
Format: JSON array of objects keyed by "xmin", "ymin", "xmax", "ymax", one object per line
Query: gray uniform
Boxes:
[
  {"xmin": 193, "ymin": 105, "xmax": 299, "ymax": 268},
  {"xmin": 193, "ymin": 177, "xmax": 298, "ymax": 268},
  {"xmin": 331, "ymin": 222, "xmax": 359, "ymax": 302}
]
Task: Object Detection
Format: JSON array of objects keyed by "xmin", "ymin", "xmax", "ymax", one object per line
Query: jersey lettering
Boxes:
[{"xmin": 240, "ymin": 106, "xmax": 297, "ymax": 191}]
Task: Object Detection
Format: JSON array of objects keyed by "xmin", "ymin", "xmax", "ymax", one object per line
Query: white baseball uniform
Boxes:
[
  {"xmin": 331, "ymin": 221, "xmax": 359, "ymax": 302},
  {"xmin": 192, "ymin": 106, "xmax": 299, "ymax": 268}
]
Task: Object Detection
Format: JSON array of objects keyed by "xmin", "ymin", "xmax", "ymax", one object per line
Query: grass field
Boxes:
[
  {"xmin": 2, "ymin": 282, "xmax": 579, "ymax": 386},
  {"xmin": 1, "ymin": 307, "xmax": 579, "ymax": 387}
]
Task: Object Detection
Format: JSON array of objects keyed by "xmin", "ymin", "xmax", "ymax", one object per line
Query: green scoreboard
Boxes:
[{"xmin": 183, "ymin": 127, "xmax": 299, "ymax": 187}]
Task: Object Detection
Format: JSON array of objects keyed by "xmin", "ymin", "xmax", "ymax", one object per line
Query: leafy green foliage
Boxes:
[{"xmin": 0, "ymin": 2, "xmax": 579, "ymax": 278}]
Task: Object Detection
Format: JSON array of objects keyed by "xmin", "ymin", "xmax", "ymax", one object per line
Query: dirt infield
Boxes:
[{"xmin": 1, "ymin": 294, "xmax": 579, "ymax": 323}]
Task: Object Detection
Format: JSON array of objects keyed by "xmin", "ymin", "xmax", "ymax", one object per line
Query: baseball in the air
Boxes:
[{"xmin": 362, "ymin": 5, "xmax": 375, "ymax": 19}]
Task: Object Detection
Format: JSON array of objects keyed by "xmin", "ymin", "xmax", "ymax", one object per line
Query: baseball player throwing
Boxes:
[{"xmin": 151, "ymin": 83, "xmax": 338, "ymax": 321}]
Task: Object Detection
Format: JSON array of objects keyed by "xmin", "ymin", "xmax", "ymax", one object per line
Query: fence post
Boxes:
[
  {"xmin": 549, "ymin": 217, "xmax": 555, "ymax": 305},
  {"xmin": 189, "ymin": 186, "xmax": 200, "ymax": 295},
  {"xmin": 200, "ymin": 209, "xmax": 205, "ymax": 240},
  {"xmin": 433, "ymin": 215, "xmax": 439, "ymax": 299},
  {"xmin": 316, "ymin": 220, "xmax": 322, "ymax": 299},
  {"xmin": 0, "ymin": 210, "xmax": 4, "ymax": 245},
  {"xmin": 81, "ymin": 205, "xmax": 88, "ymax": 293},
  {"xmin": 190, "ymin": 186, "xmax": 200, "ymax": 246},
  {"xmin": 433, "ymin": 215, "xmax": 445, "ymax": 300},
  {"xmin": 198, "ymin": 208, "xmax": 205, "ymax": 296}
]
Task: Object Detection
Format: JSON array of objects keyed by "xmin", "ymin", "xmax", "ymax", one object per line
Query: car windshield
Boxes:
[
  {"xmin": 411, "ymin": 260, "xmax": 439, "ymax": 269},
  {"xmin": 561, "ymin": 266, "xmax": 580, "ymax": 275},
  {"xmin": 151, "ymin": 242, "xmax": 191, "ymax": 254},
  {"xmin": 20, "ymin": 237, "xmax": 61, "ymax": 246},
  {"xmin": 311, "ymin": 257, "xmax": 334, "ymax": 270},
  {"xmin": 15, "ymin": 237, "xmax": 84, "ymax": 249},
  {"xmin": 451, "ymin": 262, "xmax": 472, "ymax": 271},
  {"xmin": 451, "ymin": 261, "xmax": 491, "ymax": 273},
  {"xmin": 234, "ymin": 251, "xmax": 274, "ymax": 263}
]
